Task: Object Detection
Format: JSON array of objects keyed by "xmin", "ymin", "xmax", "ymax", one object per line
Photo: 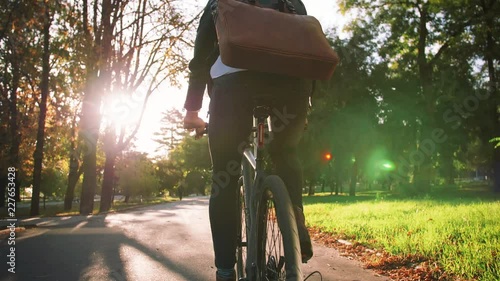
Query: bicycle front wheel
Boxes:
[
  {"xmin": 255, "ymin": 175, "xmax": 302, "ymax": 281},
  {"xmin": 236, "ymin": 184, "xmax": 249, "ymax": 280}
]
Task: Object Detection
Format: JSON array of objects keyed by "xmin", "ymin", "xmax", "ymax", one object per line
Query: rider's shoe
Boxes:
[
  {"xmin": 294, "ymin": 206, "xmax": 313, "ymax": 263},
  {"xmin": 216, "ymin": 270, "xmax": 236, "ymax": 281}
]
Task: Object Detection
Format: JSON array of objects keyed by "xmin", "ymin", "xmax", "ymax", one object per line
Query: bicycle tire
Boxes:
[
  {"xmin": 255, "ymin": 175, "xmax": 302, "ymax": 281},
  {"xmin": 236, "ymin": 184, "xmax": 249, "ymax": 280}
]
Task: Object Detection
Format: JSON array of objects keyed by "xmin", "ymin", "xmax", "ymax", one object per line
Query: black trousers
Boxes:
[{"xmin": 207, "ymin": 71, "xmax": 312, "ymax": 269}]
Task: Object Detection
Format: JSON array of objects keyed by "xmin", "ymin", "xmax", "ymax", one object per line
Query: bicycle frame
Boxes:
[
  {"xmin": 242, "ymin": 105, "xmax": 273, "ymax": 210},
  {"xmin": 240, "ymin": 106, "xmax": 274, "ymax": 280}
]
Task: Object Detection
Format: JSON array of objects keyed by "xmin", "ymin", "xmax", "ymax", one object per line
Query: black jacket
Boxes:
[{"xmin": 183, "ymin": 0, "xmax": 309, "ymax": 111}]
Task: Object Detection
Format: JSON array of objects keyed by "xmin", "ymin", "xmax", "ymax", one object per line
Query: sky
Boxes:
[{"xmin": 132, "ymin": 1, "xmax": 347, "ymax": 157}]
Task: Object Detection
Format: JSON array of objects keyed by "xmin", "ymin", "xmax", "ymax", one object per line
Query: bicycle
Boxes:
[
  {"xmin": 234, "ymin": 105, "xmax": 302, "ymax": 281},
  {"xmin": 199, "ymin": 104, "xmax": 322, "ymax": 281}
]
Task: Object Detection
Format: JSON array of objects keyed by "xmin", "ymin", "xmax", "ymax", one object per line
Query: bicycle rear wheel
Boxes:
[{"xmin": 255, "ymin": 175, "xmax": 302, "ymax": 281}]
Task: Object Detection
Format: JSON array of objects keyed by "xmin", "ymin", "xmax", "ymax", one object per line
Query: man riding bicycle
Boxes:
[{"xmin": 183, "ymin": 1, "xmax": 314, "ymax": 280}]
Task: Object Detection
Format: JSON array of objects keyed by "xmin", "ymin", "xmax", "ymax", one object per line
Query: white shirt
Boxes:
[{"xmin": 210, "ymin": 56, "xmax": 247, "ymax": 79}]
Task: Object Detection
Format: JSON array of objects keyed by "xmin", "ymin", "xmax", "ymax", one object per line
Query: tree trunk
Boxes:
[
  {"xmin": 413, "ymin": 3, "xmax": 435, "ymax": 194},
  {"xmin": 441, "ymin": 147, "xmax": 455, "ymax": 186},
  {"xmin": 30, "ymin": 4, "xmax": 51, "ymax": 216},
  {"xmin": 100, "ymin": 155, "xmax": 116, "ymax": 212},
  {"xmin": 64, "ymin": 165, "xmax": 81, "ymax": 211},
  {"xmin": 79, "ymin": 0, "xmax": 113, "ymax": 214},
  {"xmin": 64, "ymin": 119, "xmax": 81, "ymax": 210},
  {"xmin": 8, "ymin": 54, "xmax": 21, "ymax": 203},
  {"xmin": 64, "ymin": 154, "xmax": 83, "ymax": 210},
  {"xmin": 0, "ymin": 176, "xmax": 5, "ymax": 207},
  {"xmin": 79, "ymin": 79, "xmax": 101, "ymax": 215},
  {"xmin": 349, "ymin": 160, "xmax": 357, "ymax": 196},
  {"xmin": 414, "ymin": 125, "xmax": 436, "ymax": 193},
  {"xmin": 78, "ymin": 0, "xmax": 96, "ymax": 215},
  {"xmin": 100, "ymin": 131, "xmax": 117, "ymax": 212},
  {"xmin": 308, "ymin": 181, "xmax": 315, "ymax": 196},
  {"xmin": 480, "ymin": 0, "xmax": 500, "ymax": 193}
]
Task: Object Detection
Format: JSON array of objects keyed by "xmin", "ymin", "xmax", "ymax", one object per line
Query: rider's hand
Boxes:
[{"xmin": 183, "ymin": 111, "xmax": 206, "ymax": 139}]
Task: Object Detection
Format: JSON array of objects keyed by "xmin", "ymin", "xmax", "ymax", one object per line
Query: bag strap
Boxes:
[
  {"xmin": 246, "ymin": 0, "xmax": 297, "ymax": 13},
  {"xmin": 211, "ymin": 0, "xmax": 298, "ymax": 21},
  {"xmin": 280, "ymin": 0, "xmax": 297, "ymax": 13}
]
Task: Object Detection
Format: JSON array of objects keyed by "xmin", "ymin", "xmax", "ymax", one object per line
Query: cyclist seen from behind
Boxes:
[{"xmin": 183, "ymin": 0, "xmax": 314, "ymax": 280}]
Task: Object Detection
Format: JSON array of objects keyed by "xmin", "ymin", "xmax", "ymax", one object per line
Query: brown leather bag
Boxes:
[{"xmin": 215, "ymin": 0, "xmax": 339, "ymax": 80}]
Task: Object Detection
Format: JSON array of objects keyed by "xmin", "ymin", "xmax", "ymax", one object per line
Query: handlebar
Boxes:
[{"xmin": 194, "ymin": 122, "xmax": 209, "ymax": 139}]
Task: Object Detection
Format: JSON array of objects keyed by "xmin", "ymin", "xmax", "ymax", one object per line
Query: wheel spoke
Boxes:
[
  {"xmin": 254, "ymin": 176, "xmax": 302, "ymax": 281},
  {"xmin": 262, "ymin": 193, "xmax": 287, "ymax": 280}
]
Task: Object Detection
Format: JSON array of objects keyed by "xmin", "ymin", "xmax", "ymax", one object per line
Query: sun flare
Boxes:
[{"xmin": 102, "ymin": 92, "xmax": 145, "ymax": 129}]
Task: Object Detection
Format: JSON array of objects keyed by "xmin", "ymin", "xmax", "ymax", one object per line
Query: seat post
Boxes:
[{"xmin": 252, "ymin": 106, "xmax": 271, "ymax": 172}]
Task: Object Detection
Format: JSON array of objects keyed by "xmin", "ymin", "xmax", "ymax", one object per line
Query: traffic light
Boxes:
[{"xmin": 323, "ymin": 152, "xmax": 332, "ymax": 162}]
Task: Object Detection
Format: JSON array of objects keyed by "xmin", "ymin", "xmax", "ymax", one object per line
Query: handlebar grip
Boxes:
[
  {"xmin": 203, "ymin": 122, "xmax": 209, "ymax": 134},
  {"xmin": 195, "ymin": 123, "xmax": 209, "ymax": 138}
]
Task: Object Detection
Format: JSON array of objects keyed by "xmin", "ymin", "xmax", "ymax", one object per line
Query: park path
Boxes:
[{"xmin": 0, "ymin": 197, "xmax": 389, "ymax": 281}]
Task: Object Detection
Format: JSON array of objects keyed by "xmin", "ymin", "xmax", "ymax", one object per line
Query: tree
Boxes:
[
  {"xmin": 30, "ymin": 0, "xmax": 52, "ymax": 216},
  {"xmin": 184, "ymin": 170, "xmax": 206, "ymax": 196},
  {"xmin": 301, "ymin": 31, "xmax": 379, "ymax": 196},
  {"xmin": 1, "ymin": 0, "xmax": 90, "ymax": 210},
  {"xmin": 339, "ymin": 0, "xmax": 498, "ymax": 193},
  {"xmin": 40, "ymin": 167, "xmax": 67, "ymax": 200},
  {"xmin": 476, "ymin": 0, "xmax": 500, "ymax": 192},
  {"xmin": 0, "ymin": 0, "xmax": 41, "ymax": 204},
  {"xmin": 154, "ymin": 108, "xmax": 189, "ymax": 151},
  {"xmin": 115, "ymin": 152, "xmax": 160, "ymax": 202},
  {"xmin": 64, "ymin": 113, "xmax": 83, "ymax": 210},
  {"xmin": 98, "ymin": 1, "xmax": 197, "ymax": 212},
  {"xmin": 153, "ymin": 107, "xmax": 211, "ymax": 195},
  {"xmin": 155, "ymin": 157, "xmax": 184, "ymax": 195},
  {"xmin": 52, "ymin": 0, "xmax": 101, "ymax": 211},
  {"xmin": 1, "ymin": 0, "xmax": 201, "ymax": 214},
  {"xmin": 165, "ymin": 136, "xmax": 211, "ymax": 194},
  {"xmin": 76, "ymin": 0, "xmax": 114, "ymax": 214}
]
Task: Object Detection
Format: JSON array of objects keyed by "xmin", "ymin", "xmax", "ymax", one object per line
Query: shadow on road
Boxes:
[{"xmin": 0, "ymin": 200, "xmax": 211, "ymax": 281}]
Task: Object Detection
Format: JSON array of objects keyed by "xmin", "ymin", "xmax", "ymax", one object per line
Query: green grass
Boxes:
[
  {"xmin": 303, "ymin": 188, "xmax": 500, "ymax": 280},
  {"xmin": 0, "ymin": 196, "xmax": 177, "ymax": 218}
]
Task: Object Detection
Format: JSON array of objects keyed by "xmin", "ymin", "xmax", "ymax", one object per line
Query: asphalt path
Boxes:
[{"xmin": 0, "ymin": 197, "xmax": 389, "ymax": 281}]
